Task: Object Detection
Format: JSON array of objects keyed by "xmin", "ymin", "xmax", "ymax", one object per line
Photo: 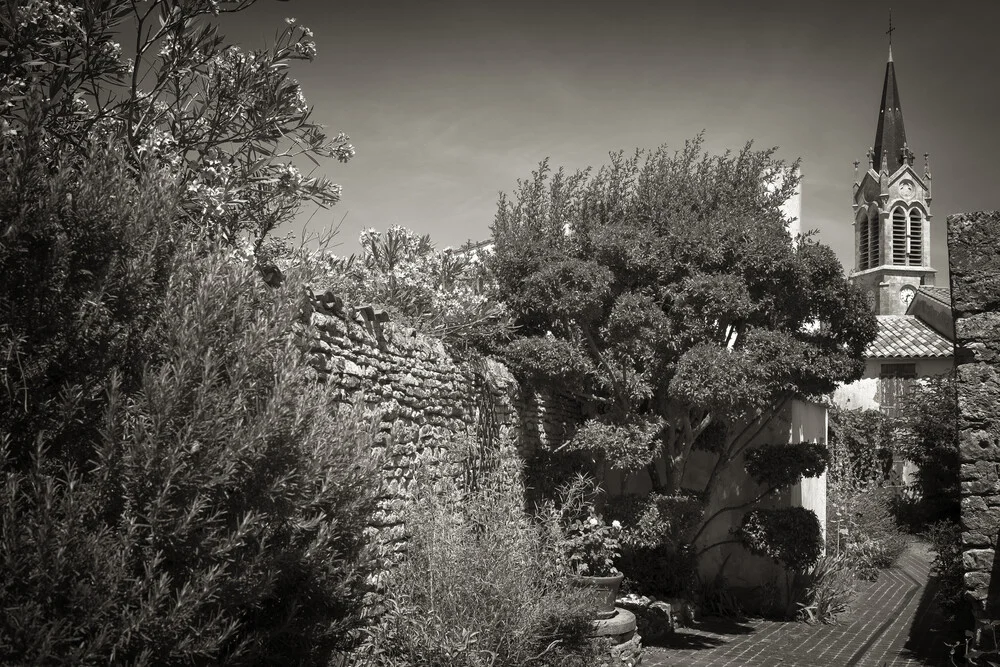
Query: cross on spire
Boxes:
[{"xmin": 886, "ymin": 9, "xmax": 895, "ymax": 60}]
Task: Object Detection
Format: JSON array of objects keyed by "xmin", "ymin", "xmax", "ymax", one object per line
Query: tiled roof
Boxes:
[
  {"xmin": 918, "ymin": 286, "xmax": 951, "ymax": 307},
  {"xmin": 866, "ymin": 315, "xmax": 952, "ymax": 358}
]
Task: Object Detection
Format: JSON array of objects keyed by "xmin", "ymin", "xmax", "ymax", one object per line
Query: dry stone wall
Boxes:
[
  {"xmin": 303, "ymin": 291, "xmax": 581, "ymax": 555},
  {"xmin": 948, "ymin": 211, "xmax": 1000, "ymax": 623}
]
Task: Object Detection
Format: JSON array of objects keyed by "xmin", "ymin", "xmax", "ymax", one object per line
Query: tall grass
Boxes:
[{"xmin": 353, "ymin": 443, "xmax": 601, "ymax": 667}]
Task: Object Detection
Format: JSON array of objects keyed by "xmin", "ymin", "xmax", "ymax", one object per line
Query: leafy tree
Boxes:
[
  {"xmin": 0, "ymin": 0, "xmax": 352, "ymax": 249},
  {"xmin": 490, "ymin": 136, "xmax": 876, "ymax": 528}
]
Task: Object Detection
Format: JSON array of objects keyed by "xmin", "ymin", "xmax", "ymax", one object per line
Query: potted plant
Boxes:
[
  {"xmin": 564, "ymin": 513, "xmax": 624, "ymax": 618},
  {"xmin": 553, "ymin": 475, "xmax": 624, "ymax": 619}
]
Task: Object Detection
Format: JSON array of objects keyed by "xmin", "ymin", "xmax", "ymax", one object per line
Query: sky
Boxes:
[{"xmin": 223, "ymin": 0, "xmax": 1000, "ymax": 280}]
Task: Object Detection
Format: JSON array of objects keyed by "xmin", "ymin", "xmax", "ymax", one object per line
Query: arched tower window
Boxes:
[
  {"xmin": 891, "ymin": 207, "xmax": 908, "ymax": 265},
  {"xmin": 908, "ymin": 209, "xmax": 923, "ymax": 265}
]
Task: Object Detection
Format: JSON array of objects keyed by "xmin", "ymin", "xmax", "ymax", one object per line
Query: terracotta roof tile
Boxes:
[{"xmin": 866, "ymin": 315, "xmax": 952, "ymax": 358}]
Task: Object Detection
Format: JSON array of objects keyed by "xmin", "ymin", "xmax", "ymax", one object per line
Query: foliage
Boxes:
[
  {"xmin": 0, "ymin": 142, "xmax": 180, "ymax": 471},
  {"xmin": 604, "ymin": 493, "xmax": 702, "ymax": 598},
  {"xmin": 926, "ymin": 520, "xmax": 965, "ymax": 621},
  {"xmin": 829, "ymin": 487, "xmax": 909, "ymax": 580},
  {"xmin": 1, "ymin": 238, "xmax": 385, "ymax": 664},
  {"xmin": 955, "ymin": 623, "xmax": 1000, "ymax": 667},
  {"xmin": 503, "ymin": 335, "xmax": 595, "ymax": 389},
  {"xmin": 352, "ymin": 452, "xmax": 600, "ymax": 667},
  {"xmin": 489, "ymin": 135, "xmax": 876, "ymax": 531},
  {"xmin": 549, "ymin": 474, "xmax": 623, "ymax": 577},
  {"xmin": 607, "ymin": 493, "xmax": 704, "ymax": 551},
  {"xmin": 827, "ymin": 407, "xmax": 908, "ymax": 579},
  {"xmin": 738, "ymin": 507, "xmax": 824, "ymax": 572},
  {"xmin": 745, "ymin": 442, "xmax": 829, "ymax": 491},
  {"xmin": 795, "ymin": 555, "xmax": 857, "ymax": 624},
  {"xmin": 828, "ymin": 406, "xmax": 895, "ymax": 486},
  {"xmin": 319, "ymin": 226, "xmax": 511, "ymax": 345},
  {"xmin": 895, "ymin": 372, "xmax": 961, "ymax": 526},
  {"xmin": 0, "ymin": 0, "xmax": 351, "ymax": 247},
  {"xmin": 564, "ymin": 416, "xmax": 665, "ymax": 472}
]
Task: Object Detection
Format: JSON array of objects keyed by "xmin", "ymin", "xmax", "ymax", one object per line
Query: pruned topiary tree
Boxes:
[{"xmin": 489, "ymin": 136, "xmax": 876, "ymax": 563}]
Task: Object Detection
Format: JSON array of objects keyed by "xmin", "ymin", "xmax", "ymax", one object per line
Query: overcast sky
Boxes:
[{"xmin": 224, "ymin": 0, "xmax": 999, "ymax": 280}]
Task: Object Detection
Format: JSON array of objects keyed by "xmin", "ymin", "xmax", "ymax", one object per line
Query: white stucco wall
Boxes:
[{"xmin": 831, "ymin": 356, "xmax": 954, "ymax": 411}]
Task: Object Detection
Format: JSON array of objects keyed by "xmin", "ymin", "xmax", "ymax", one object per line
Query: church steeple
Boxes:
[
  {"xmin": 873, "ymin": 46, "xmax": 907, "ymax": 175},
  {"xmin": 850, "ymin": 17, "xmax": 936, "ymax": 316}
]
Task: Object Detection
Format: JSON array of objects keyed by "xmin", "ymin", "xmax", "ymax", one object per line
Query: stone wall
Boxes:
[
  {"xmin": 948, "ymin": 211, "xmax": 1000, "ymax": 621},
  {"xmin": 304, "ymin": 291, "xmax": 581, "ymax": 555}
]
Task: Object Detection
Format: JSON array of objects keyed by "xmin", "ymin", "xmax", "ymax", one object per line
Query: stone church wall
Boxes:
[
  {"xmin": 303, "ymin": 292, "xmax": 581, "ymax": 556},
  {"xmin": 948, "ymin": 211, "xmax": 1000, "ymax": 625}
]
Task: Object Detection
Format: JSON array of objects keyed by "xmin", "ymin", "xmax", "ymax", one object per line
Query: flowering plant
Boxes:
[
  {"xmin": 318, "ymin": 226, "xmax": 513, "ymax": 344},
  {"xmin": 552, "ymin": 473, "xmax": 622, "ymax": 577},
  {"xmin": 563, "ymin": 514, "xmax": 623, "ymax": 577}
]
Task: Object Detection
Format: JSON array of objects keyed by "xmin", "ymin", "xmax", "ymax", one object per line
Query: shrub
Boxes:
[
  {"xmin": 795, "ymin": 555, "xmax": 857, "ymax": 624},
  {"xmin": 319, "ymin": 226, "xmax": 511, "ymax": 346},
  {"xmin": 830, "ymin": 487, "xmax": 909, "ymax": 580},
  {"xmin": 737, "ymin": 507, "xmax": 825, "ymax": 618},
  {"xmin": 606, "ymin": 493, "xmax": 703, "ymax": 598},
  {"xmin": 353, "ymin": 446, "xmax": 600, "ymax": 667},
  {"xmin": 926, "ymin": 520, "xmax": 965, "ymax": 621},
  {"xmin": 895, "ymin": 372, "xmax": 960, "ymax": 527},
  {"xmin": 738, "ymin": 507, "xmax": 824, "ymax": 572},
  {"xmin": 0, "ymin": 242, "xmax": 385, "ymax": 665},
  {"xmin": 554, "ymin": 474, "xmax": 623, "ymax": 577},
  {"xmin": 745, "ymin": 442, "xmax": 829, "ymax": 490}
]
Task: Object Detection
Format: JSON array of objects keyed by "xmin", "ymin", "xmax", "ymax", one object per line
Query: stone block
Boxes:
[
  {"xmin": 948, "ymin": 211, "xmax": 1000, "ymax": 315},
  {"xmin": 960, "ymin": 429, "xmax": 1000, "ymax": 463},
  {"xmin": 964, "ymin": 548, "xmax": 996, "ymax": 573}
]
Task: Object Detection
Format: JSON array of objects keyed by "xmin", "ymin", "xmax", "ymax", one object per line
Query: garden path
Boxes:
[{"xmin": 642, "ymin": 541, "xmax": 958, "ymax": 667}]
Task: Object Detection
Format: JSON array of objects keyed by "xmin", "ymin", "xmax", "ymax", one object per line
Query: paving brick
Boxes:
[{"xmin": 642, "ymin": 542, "xmax": 954, "ymax": 667}]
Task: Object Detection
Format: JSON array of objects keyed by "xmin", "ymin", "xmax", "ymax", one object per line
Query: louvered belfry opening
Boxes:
[
  {"xmin": 892, "ymin": 207, "xmax": 908, "ymax": 264},
  {"xmin": 908, "ymin": 209, "xmax": 923, "ymax": 265},
  {"xmin": 869, "ymin": 213, "xmax": 881, "ymax": 267},
  {"xmin": 859, "ymin": 211, "xmax": 881, "ymax": 270},
  {"xmin": 889, "ymin": 206, "xmax": 924, "ymax": 266},
  {"xmin": 859, "ymin": 214, "xmax": 871, "ymax": 269}
]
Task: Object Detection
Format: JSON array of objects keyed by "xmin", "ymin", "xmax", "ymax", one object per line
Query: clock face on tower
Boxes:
[{"xmin": 899, "ymin": 285, "xmax": 917, "ymax": 306}]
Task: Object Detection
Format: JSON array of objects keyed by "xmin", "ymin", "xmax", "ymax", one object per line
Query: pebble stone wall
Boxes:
[
  {"xmin": 303, "ymin": 291, "xmax": 582, "ymax": 556},
  {"xmin": 948, "ymin": 211, "xmax": 1000, "ymax": 626}
]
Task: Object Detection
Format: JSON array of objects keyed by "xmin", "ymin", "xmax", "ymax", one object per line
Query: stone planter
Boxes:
[{"xmin": 573, "ymin": 573, "xmax": 625, "ymax": 619}]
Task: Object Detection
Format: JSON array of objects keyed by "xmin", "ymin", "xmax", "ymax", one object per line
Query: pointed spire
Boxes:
[{"xmin": 873, "ymin": 12, "xmax": 906, "ymax": 177}]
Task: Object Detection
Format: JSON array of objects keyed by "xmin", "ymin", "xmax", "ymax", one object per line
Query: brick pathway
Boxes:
[{"xmin": 642, "ymin": 542, "xmax": 957, "ymax": 667}]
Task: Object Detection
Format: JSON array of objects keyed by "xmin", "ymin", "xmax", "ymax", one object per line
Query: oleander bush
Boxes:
[
  {"xmin": 352, "ymin": 447, "xmax": 601, "ymax": 667},
  {"xmin": 1, "ymin": 195, "xmax": 385, "ymax": 664}
]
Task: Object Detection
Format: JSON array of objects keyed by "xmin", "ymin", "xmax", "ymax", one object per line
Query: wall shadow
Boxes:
[{"xmin": 898, "ymin": 574, "xmax": 964, "ymax": 666}]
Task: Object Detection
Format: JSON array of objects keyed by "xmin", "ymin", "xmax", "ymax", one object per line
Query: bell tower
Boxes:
[{"xmin": 850, "ymin": 22, "xmax": 935, "ymax": 316}]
